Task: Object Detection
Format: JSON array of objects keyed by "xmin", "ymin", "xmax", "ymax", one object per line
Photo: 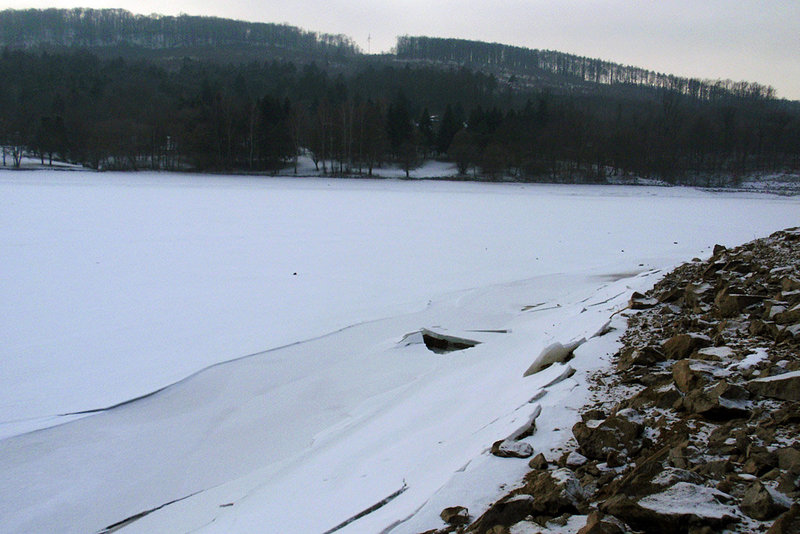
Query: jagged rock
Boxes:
[
  {"xmin": 747, "ymin": 371, "xmax": 800, "ymax": 401},
  {"xmin": 662, "ymin": 334, "xmax": 711, "ymax": 361},
  {"xmin": 576, "ymin": 511, "xmax": 628, "ymax": 534},
  {"xmin": 767, "ymin": 504, "xmax": 800, "ymax": 534},
  {"xmin": 491, "ymin": 439, "xmax": 533, "ymax": 459},
  {"xmin": 740, "ymin": 480, "xmax": 790, "ymax": 520},
  {"xmin": 440, "ymin": 506, "xmax": 470, "ymax": 525},
  {"xmin": 601, "ymin": 483, "xmax": 739, "ymax": 534},
  {"xmin": 712, "ymin": 244, "xmax": 727, "ymax": 258},
  {"xmin": 572, "ymin": 409, "xmax": 643, "ymax": 461},
  {"xmin": 528, "ymin": 453, "xmax": 548, "ymax": 470}
]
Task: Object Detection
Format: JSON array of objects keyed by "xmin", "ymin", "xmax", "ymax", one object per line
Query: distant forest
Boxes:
[{"xmin": 1, "ymin": 8, "xmax": 799, "ymax": 183}]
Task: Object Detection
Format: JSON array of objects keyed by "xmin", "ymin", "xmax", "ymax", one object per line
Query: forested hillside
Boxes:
[
  {"xmin": 396, "ymin": 36, "xmax": 775, "ymax": 101},
  {"xmin": 1, "ymin": 8, "xmax": 799, "ymax": 183},
  {"xmin": 0, "ymin": 8, "xmax": 358, "ymax": 63}
]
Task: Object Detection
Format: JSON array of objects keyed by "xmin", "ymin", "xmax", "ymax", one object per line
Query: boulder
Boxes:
[
  {"xmin": 528, "ymin": 453, "xmax": 548, "ymax": 470},
  {"xmin": 747, "ymin": 371, "xmax": 800, "ymax": 402},
  {"xmin": 440, "ymin": 506, "xmax": 470, "ymax": 526},
  {"xmin": 491, "ymin": 439, "xmax": 533, "ymax": 459},
  {"xmin": 662, "ymin": 334, "xmax": 711, "ymax": 361},
  {"xmin": 740, "ymin": 481, "xmax": 790, "ymax": 520}
]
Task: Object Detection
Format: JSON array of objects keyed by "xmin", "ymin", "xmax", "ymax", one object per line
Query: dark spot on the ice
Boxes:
[
  {"xmin": 220, "ymin": 502, "xmax": 234, "ymax": 508},
  {"xmin": 293, "ymin": 272, "xmax": 297, "ymax": 275}
]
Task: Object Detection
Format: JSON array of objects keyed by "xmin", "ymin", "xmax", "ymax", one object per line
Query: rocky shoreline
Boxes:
[{"xmin": 426, "ymin": 227, "xmax": 800, "ymax": 534}]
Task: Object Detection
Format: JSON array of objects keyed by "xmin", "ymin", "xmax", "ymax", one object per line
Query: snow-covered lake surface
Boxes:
[{"xmin": 0, "ymin": 171, "xmax": 798, "ymax": 533}]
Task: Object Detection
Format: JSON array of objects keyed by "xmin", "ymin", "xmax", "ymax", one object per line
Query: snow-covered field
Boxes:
[{"xmin": 0, "ymin": 171, "xmax": 798, "ymax": 533}]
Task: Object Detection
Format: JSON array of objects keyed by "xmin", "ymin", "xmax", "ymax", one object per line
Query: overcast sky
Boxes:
[{"xmin": 10, "ymin": 0, "xmax": 800, "ymax": 100}]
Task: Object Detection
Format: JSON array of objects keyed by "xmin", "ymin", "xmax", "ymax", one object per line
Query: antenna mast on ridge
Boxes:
[{"xmin": 367, "ymin": 34, "xmax": 371, "ymax": 54}]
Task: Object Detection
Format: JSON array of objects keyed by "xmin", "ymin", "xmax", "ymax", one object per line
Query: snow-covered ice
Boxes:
[{"xmin": 0, "ymin": 171, "xmax": 798, "ymax": 533}]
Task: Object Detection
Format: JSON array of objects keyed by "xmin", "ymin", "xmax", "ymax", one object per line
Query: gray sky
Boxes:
[{"xmin": 9, "ymin": 0, "xmax": 800, "ymax": 100}]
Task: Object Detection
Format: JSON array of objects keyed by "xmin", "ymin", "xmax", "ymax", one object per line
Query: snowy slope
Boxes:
[{"xmin": 0, "ymin": 171, "xmax": 798, "ymax": 533}]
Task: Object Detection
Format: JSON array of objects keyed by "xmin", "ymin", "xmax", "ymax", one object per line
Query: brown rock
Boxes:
[
  {"xmin": 528, "ymin": 453, "xmax": 548, "ymax": 470},
  {"xmin": 490, "ymin": 439, "xmax": 533, "ymax": 459},
  {"xmin": 740, "ymin": 480, "xmax": 790, "ymax": 520}
]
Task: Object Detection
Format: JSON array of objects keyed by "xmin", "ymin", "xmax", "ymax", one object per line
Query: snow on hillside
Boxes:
[{"xmin": 0, "ymin": 171, "xmax": 798, "ymax": 533}]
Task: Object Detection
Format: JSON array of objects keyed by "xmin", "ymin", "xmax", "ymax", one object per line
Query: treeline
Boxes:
[
  {"xmin": 0, "ymin": 8, "xmax": 358, "ymax": 59},
  {"xmin": 1, "ymin": 49, "xmax": 798, "ymax": 181},
  {"xmin": 396, "ymin": 36, "xmax": 776, "ymax": 101}
]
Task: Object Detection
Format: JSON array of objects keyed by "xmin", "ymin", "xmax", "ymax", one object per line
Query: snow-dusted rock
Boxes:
[
  {"xmin": 601, "ymin": 482, "xmax": 739, "ymax": 534},
  {"xmin": 747, "ymin": 370, "xmax": 800, "ymax": 401},
  {"xmin": 491, "ymin": 439, "xmax": 534, "ymax": 459}
]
